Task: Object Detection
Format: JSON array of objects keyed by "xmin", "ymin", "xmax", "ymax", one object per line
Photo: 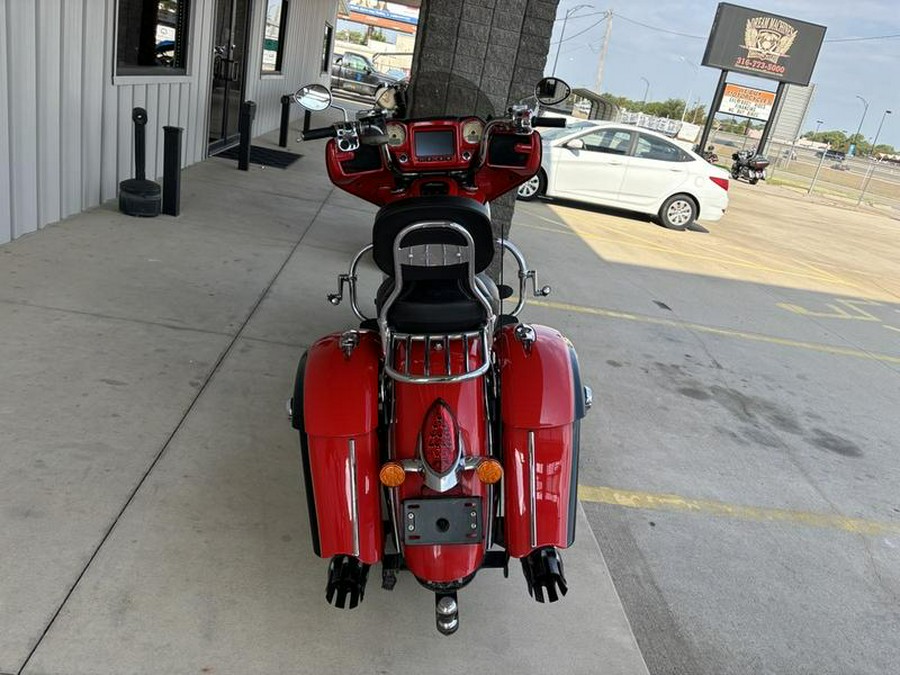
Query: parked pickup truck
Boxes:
[{"xmin": 330, "ymin": 51, "xmax": 403, "ymax": 97}]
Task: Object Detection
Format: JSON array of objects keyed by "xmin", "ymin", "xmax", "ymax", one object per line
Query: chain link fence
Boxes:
[{"xmin": 707, "ymin": 132, "xmax": 900, "ymax": 219}]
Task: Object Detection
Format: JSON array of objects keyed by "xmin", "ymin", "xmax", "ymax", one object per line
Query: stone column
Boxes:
[{"xmin": 408, "ymin": 0, "xmax": 561, "ymax": 279}]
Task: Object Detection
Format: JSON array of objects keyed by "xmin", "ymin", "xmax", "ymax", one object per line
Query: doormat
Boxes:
[{"xmin": 215, "ymin": 145, "xmax": 302, "ymax": 169}]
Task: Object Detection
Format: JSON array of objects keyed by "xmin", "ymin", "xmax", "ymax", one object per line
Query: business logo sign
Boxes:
[
  {"xmin": 702, "ymin": 3, "xmax": 826, "ymax": 86},
  {"xmin": 719, "ymin": 84, "xmax": 776, "ymax": 121}
]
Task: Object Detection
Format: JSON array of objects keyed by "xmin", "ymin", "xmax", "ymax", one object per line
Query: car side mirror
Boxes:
[{"xmin": 565, "ymin": 138, "xmax": 584, "ymax": 150}]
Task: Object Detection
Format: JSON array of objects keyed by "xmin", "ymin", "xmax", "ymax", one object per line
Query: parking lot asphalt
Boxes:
[{"xmin": 510, "ymin": 183, "xmax": 900, "ymax": 675}]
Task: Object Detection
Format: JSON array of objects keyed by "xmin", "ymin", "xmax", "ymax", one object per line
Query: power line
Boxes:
[
  {"xmin": 615, "ymin": 13, "xmax": 705, "ymax": 39},
  {"xmin": 549, "ymin": 15, "xmax": 609, "ymax": 45},
  {"xmin": 611, "ymin": 11, "xmax": 900, "ymax": 44},
  {"xmin": 825, "ymin": 33, "xmax": 900, "ymax": 42}
]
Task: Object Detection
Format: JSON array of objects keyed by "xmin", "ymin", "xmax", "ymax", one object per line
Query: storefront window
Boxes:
[
  {"xmin": 116, "ymin": 0, "xmax": 191, "ymax": 76},
  {"xmin": 261, "ymin": 0, "xmax": 289, "ymax": 74}
]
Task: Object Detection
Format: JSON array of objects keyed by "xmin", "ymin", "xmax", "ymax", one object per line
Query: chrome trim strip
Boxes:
[
  {"xmin": 528, "ymin": 431, "xmax": 537, "ymax": 549},
  {"xmin": 443, "ymin": 336, "xmax": 451, "ymax": 375},
  {"xmin": 463, "ymin": 334, "xmax": 470, "ymax": 372},
  {"xmin": 348, "ymin": 438, "xmax": 360, "ymax": 557}
]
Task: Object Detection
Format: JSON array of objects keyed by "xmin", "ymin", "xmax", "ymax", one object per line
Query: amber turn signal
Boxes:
[
  {"xmin": 475, "ymin": 458, "xmax": 503, "ymax": 484},
  {"xmin": 379, "ymin": 462, "xmax": 406, "ymax": 487}
]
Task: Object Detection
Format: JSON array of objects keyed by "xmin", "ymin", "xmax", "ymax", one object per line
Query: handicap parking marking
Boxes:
[
  {"xmin": 777, "ymin": 298, "xmax": 900, "ymax": 335},
  {"xmin": 777, "ymin": 298, "xmax": 886, "ymax": 322},
  {"xmin": 578, "ymin": 484, "xmax": 900, "ymax": 537},
  {"xmin": 531, "ymin": 298, "xmax": 900, "ymax": 366}
]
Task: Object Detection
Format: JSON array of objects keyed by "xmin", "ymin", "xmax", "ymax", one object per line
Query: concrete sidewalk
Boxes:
[{"xmin": 0, "ymin": 132, "xmax": 648, "ymax": 675}]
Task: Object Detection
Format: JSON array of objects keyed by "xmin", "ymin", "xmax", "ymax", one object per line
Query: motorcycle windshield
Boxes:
[{"xmin": 409, "ymin": 70, "xmax": 507, "ymax": 119}]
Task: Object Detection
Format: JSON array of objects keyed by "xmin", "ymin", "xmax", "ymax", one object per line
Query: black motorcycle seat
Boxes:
[
  {"xmin": 375, "ymin": 276, "xmax": 499, "ymax": 334},
  {"xmin": 372, "ymin": 197, "xmax": 494, "ymax": 275}
]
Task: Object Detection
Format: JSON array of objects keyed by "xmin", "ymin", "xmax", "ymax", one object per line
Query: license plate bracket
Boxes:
[{"xmin": 402, "ymin": 497, "xmax": 482, "ymax": 546}]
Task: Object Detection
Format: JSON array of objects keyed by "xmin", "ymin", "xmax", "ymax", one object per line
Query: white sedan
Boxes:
[{"xmin": 518, "ymin": 122, "xmax": 730, "ymax": 230}]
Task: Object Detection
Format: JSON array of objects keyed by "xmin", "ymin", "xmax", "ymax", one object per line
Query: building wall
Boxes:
[{"xmin": 0, "ymin": 0, "xmax": 337, "ymax": 245}]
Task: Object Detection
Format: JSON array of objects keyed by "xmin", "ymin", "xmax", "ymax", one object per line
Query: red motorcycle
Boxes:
[{"xmin": 289, "ymin": 78, "xmax": 591, "ymax": 635}]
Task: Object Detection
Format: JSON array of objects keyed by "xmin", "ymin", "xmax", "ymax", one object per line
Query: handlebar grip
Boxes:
[
  {"xmin": 301, "ymin": 126, "xmax": 337, "ymax": 140},
  {"xmin": 532, "ymin": 117, "xmax": 567, "ymax": 128}
]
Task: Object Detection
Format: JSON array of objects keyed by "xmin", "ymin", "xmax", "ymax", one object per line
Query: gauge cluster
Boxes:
[{"xmin": 383, "ymin": 118, "xmax": 484, "ymax": 171}]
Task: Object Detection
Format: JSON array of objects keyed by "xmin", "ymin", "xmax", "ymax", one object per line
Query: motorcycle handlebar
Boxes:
[
  {"xmin": 532, "ymin": 117, "xmax": 566, "ymax": 128},
  {"xmin": 301, "ymin": 126, "xmax": 337, "ymax": 141}
]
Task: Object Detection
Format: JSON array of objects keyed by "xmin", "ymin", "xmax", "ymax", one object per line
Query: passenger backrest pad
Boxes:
[{"xmin": 372, "ymin": 197, "xmax": 494, "ymax": 275}]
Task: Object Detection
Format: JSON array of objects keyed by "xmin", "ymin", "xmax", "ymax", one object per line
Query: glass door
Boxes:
[{"xmin": 208, "ymin": 0, "xmax": 252, "ymax": 153}]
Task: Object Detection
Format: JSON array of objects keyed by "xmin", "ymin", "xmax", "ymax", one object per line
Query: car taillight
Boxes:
[
  {"xmin": 421, "ymin": 399, "xmax": 459, "ymax": 474},
  {"xmin": 710, "ymin": 176, "xmax": 729, "ymax": 191}
]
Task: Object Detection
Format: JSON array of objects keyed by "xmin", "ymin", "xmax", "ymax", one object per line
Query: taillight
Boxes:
[
  {"xmin": 421, "ymin": 399, "xmax": 459, "ymax": 474},
  {"xmin": 710, "ymin": 176, "xmax": 729, "ymax": 191}
]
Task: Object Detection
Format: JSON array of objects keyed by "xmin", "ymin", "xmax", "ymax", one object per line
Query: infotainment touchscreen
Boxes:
[{"xmin": 414, "ymin": 130, "xmax": 455, "ymax": 158}]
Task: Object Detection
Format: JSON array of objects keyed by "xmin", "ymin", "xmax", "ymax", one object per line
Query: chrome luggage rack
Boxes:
[
  {"xmin": 384, "ymin": 329, "xmax": 491, "ymax": 384},
  {"xmin": 325, "ymin": 220, "xmax": 552, "ymax": 385},
  {"xmin": 378, "ymin": 221, "xmax": 495, "ymax": 385}
]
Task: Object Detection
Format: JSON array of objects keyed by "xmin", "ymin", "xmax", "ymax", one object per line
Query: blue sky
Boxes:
[{"xmin": 545, "ymin": 0, "xmax": 900, "ymax": 146}]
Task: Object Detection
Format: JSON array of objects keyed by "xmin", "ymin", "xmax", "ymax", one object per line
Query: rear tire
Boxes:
[
  {"xmin": 517, "ymin": 170, "xmax": 546, "ymax": 201},
  {"xmin": 749, "ymin": 176, "xmax": 759, "ymax": 185},
  {"xmin": 658, "ymin": 194, "xmax": 697, "ymax": 230}
]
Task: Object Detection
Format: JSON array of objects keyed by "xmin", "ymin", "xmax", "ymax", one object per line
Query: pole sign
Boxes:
[
  {"xmin": 702, "ymin": 3, "xmax": 826, "ymax": 86},
  {"xmin": 719, "ymin": 84, "xmax": 776, "ymax": 121}
]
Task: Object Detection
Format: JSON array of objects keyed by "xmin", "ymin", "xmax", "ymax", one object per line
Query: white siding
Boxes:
[
  {"xmin": 244, "ymin": 0, "xmax": 337, "ymax": 137},
  {"xmin": 0, "ymin": 0, "xmax": 11, "ymax": 244},
  {"xmin": 0, "ymin": 0, "xmax": 338, "ymax": 244},
  {"xmin": 8, "ymin": 0, "xmax": 39, "ymax": 238}
]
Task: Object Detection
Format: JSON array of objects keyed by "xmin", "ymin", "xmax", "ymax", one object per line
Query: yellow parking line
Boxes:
[
  {"xmin": 530, "ymin": 298, "xmax": 900, "ymax": 365},
  {"xmin": 578, "ymin": 485, "xmax": 900, "ymax": 537}
]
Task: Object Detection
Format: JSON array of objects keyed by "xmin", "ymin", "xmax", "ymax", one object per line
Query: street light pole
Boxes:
[
  {"xmin": 551, "ymin": 4, "xmax": 593, "ymax": 76},
  {"xmin": 870, "ymin": 109, "xmax": 892, "ymax": 158},
  {"xmin": 852, "ymin": 95, "xmax": 869, "ymax": 156},
  {"xmin": 640, "ymin": 77, "xmax": 649, "ymax": 107},
  {"xmin": 678, "ymin": 56, "xmax": 699, "ymax": 123},
  {"xmin": 814, "ymin": 119, "xmax": 823, "ymax": 135}
]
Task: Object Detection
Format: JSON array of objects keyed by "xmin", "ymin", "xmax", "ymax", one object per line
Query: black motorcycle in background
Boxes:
[{"xmin": 730, "ymin": 149, "xmax": 770, "ymax": 185}]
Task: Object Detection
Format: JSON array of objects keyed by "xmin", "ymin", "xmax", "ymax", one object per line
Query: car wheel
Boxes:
[
  {"xmin": 517, "ymin": 170, "xmax": 546, "ymax": 201},
  {"xmin": 659, "ymin": 194, "xmax": 697, "ymax": 230}
]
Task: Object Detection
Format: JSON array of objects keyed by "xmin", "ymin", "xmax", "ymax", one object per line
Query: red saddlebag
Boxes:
[
  {"xmin": 291, "ymin": 331, "xmax": 383, "ymax": 564},
  {"xmin": 495, "ymin": 324, "xmax": 587, "ymax": 559}
]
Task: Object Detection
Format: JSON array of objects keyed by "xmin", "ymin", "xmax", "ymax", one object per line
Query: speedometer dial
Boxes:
[
  {"xmin": 462, "ymin": 119, "xmax": 484, "ymax": 144},
  {"xmin": 386, "ymin": 122, "xmax": 406, "ymax": 147}
]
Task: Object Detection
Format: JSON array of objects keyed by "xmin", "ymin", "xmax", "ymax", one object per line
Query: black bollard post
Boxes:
[
  {"xmin": 162, "ymin": 126, "xmax": 183, "ymax": 216},
  {"xmin": 119, "ymin": 107, "xmax": 161, "ymax": 217},
  {"xmin": 238, "ymin": 100, "xmax": 256, "ymax": 170},
  {"xmin": 134, "ymin": 108, "xmax": 147, "ymax": 180},
  {"xmin": 279, "ymin": 95, "xmax": 291, "ymax": 148}
]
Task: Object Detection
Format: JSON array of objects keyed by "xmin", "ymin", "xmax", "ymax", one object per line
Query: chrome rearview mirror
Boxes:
[
  {"xmin": 293, "ymin": 83, "xmax": 332, "ymax": 111},
  {"xmin": 535, "ymin": 77, "xmax": 571, "ymax": 106}
]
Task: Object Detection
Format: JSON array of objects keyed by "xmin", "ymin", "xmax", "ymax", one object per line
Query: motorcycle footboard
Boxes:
[
  {"xmin": 494, "ymin": 324, "xmax": 588, "ymax": 558},
  {"xmin": 293, "ymin": 331, "xmax": 384, "ymax": 564}
]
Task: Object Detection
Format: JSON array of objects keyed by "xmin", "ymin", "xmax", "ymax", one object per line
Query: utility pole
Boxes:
[{"xmin": 594, "ymin": 10, "xmax": 612, "ymax": 94}]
